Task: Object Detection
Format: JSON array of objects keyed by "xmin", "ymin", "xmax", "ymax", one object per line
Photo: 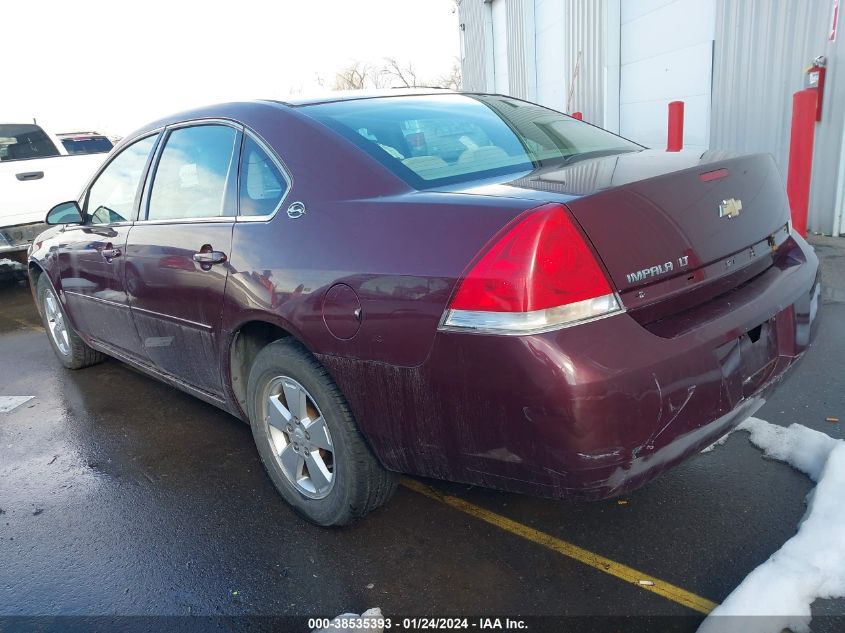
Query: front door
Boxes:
[
  {"xmin": 124, "ymin": 123, "xmax": 241, "ymax": 396},
  {"xmin": 59, "ymin": 133, "xmax": 159, "ymax": 360}
]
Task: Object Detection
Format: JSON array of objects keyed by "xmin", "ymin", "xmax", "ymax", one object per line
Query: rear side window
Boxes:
[
  {"xmin": 147, "ymin": 124, "xmax": 240, "ymax": 221},
  {"xmin": 305, "ymin": 94, "xmax": 641, "ymax": 188},
  {"xmin": 0, "ymin": 124, "xmax": 60, "ymax": 162},
  {"xmin": 85, "ymin": 134, "xmax": 157, "ymax": 225},
  {"xmin": 239, "ymin": 136, "xmax": 287, "ymax": 217}
]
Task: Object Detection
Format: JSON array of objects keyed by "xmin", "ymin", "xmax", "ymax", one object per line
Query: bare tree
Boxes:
[
  {"xmin": 330, "ymin": 58, "xmax": 461, "ymax": 92},
  {"xmin": 333, "ymin": 61, "xmax": 374, "ymax": 90},
  {"xmin": 381, "ymin": 57, "xmax": 419, "ymax": 88},
  {"xmin": 370, "ymin": 68, "xmax": 391, "ymax": 89},
  {"xmin": 436, "ymin": 61, "xmax": 462, "ymax": 90}
]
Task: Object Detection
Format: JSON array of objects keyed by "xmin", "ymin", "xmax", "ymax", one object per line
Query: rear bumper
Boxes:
[
  {"xmin": 0, "ymin": 222, "xmax": 47, "ymax": 255},
  {"xmin": 322, "ymin": 233, "xmax": 821, "ymax": 500}
]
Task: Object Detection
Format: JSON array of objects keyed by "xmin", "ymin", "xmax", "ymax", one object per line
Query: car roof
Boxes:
[
  {"xmin": 271, "ymin": 87, "xmax": 460, "ymax": 107},
  {"xmin": 119, "ymin": 91, "xmax": 500, "ymax": 149}
]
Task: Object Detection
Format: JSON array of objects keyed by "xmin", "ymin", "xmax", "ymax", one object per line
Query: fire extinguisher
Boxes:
[{"xmin": 804, "ymin": 55, "xmax": 827, "ymax": 121}]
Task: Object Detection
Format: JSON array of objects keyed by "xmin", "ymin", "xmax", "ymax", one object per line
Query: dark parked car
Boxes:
[
  {"xmin": 57, "ymin": 132, "xmax": 114, "ymax": 155},
  {"xmin": 28, "ymin": 91, "xmax": 820, "ymax": 525}
]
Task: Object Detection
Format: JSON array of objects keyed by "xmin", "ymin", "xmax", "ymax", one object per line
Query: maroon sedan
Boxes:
[{"xmin": 29, "ymin": 91, "xmax": 820, "ymax": 525}]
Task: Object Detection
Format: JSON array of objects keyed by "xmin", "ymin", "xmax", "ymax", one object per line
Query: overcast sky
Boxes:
[{"xmin": 4, "ymin": 0, "xmax": 460, "ymax": 137}]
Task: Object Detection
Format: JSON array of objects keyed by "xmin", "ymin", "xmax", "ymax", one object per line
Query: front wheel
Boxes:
[
  {"xmin": 36, "ymin": 274, "xmax": 104, "ymax": 369},
  {"xmin": 247, "ymin": 339, "xmax": 397, "ymax": 526}
]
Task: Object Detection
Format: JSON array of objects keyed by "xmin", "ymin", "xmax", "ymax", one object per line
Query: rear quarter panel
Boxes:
[{"xmin": 222, "ymin": 192, "xmax": 534, "ymax": 368}]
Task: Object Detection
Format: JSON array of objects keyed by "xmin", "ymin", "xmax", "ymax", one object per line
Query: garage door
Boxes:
[
  {"xmin": 619, "ymin": 0, "xmax": 716, "ymax": 151},
  {"xmin": 534, "ymin": 0, "xmax": 566, "ymax": 109}
]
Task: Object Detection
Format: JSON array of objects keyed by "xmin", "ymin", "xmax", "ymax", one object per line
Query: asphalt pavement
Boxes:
[{"xmin": 1, "ymin": 237, "xmax": 843, "ymax": 632}]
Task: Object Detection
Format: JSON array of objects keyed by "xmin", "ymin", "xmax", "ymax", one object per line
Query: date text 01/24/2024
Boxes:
[{"xmin": 309, "ymin": 617, "xmax": 528, "ymax": 630}]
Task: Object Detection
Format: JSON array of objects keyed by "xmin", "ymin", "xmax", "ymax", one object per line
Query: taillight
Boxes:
[{"xmin": 440, "ymin": 204, "xmax": 622, "ymax": 334}]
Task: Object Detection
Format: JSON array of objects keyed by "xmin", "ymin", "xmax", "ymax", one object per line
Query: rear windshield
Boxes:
[
  {"xmin": 303, "ymin": 94, "xmax": 642, "ymax": 188},
  {"xmin": 61, "ymin": 136, "xmax": 113, "ymax": 155},
  {"xmin": 0, "ymin": 124, "xmax": 60, "ymax": 162}
]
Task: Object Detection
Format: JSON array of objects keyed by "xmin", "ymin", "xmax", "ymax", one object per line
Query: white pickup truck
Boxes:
[{"xmin": 0, "ymin": 123, "xmax": 108, "ymax": 262}]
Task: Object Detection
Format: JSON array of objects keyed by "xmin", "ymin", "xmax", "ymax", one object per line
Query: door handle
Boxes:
[
  {"xmin": 193, "ymin": 248, "xmax": 227, "ymax": 269},
  {"xmin": 101, "ymin": 246, "xmax": 121, "ymax": 260},
  {"xmin": 16, "ymin": 171, "xmax": 44, "ymax": 181}
]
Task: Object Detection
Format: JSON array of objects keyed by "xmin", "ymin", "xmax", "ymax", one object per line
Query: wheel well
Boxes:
[
  {"xmin": 229, "ymin": 321, "xmax": 291, "ymax": 414},
  {"xmin": 28, "ymin": 262, "xmax": 43, "ymax": 286},
  {"xmin": 27, "ymin": 263, "xmax": 45, "ymax": 315}
]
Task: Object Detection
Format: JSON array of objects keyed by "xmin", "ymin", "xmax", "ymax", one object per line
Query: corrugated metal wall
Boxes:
[
  {"xmin": 458, "ymin": 0, "xmax": 488, "ymax": 92},
  {"xmin": 506, "ymin": 0, "xmax": 528, "ymax": 98},
  {"xmin": 561, "ymin": 0, "xmax": 604, "ymax": 122},
  {"xmin": 461, "ymin": 0, "xmax": 843, "ymax": 234},
  {"xmin": 711, "ymin": 0, "xmax": 842, "ymax": 234},
  {"xmin": 459, "ymin": 0, "xmax": 604, "ymax": 121}
]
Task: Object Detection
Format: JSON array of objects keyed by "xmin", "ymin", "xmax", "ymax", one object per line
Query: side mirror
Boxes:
[{"xmin": 46, "ymin": 201, "xmax": 83, "ymax": 225}]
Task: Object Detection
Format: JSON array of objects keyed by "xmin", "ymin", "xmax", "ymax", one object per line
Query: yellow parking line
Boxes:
[{"xmin": 401, "ymin": 478, "xmax": 718, "ymax": 615}]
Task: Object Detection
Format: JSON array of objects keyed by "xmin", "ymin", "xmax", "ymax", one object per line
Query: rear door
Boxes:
[
  {"xmin": 58, "ymin": 133, "xmax": 159, "ymax": 361},
  {"xmin": 124, "ymin": 122, "xmax": 241, "ymax": 396}
]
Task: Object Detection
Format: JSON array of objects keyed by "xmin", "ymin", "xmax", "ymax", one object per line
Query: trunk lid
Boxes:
[
  {"xmin": 440, "ymin": 150, "xmax": 791, "ymax": 326},
  {"xmin": 560, "ymin": 152, "xmax": 789, "ymax": 294}
]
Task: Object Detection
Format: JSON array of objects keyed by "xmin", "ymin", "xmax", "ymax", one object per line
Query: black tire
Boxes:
[
  {"xmin": 247, "ymin": 338, "xmax": 397, "ymax": 526},
  {"xmin": 36, "ymin": 274, "xmax": 104, "ymax": 370}
]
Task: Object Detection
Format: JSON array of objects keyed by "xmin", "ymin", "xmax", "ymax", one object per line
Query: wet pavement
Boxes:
[{"xmin": 1, "ymin": 237, "xmax": 844, "ymax": 632}]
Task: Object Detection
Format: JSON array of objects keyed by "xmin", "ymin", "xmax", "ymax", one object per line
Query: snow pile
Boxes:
[
  {"xmin": 0, "ymin": 258, "xmax": 24, "ymax": 269},
  {"xmin": 0, "ymin": 258, "xmax": 26, "ymax": 281},
  {"xmin": 700, "ymin": 432, "xmax": 731, "ymax": 453},
  {"xmin": 699, "ymin": 417, "xmax": 845, "ymax": 633},
  {"xmin": 313, "ymin": 607, "xmax": 385, "ymax": 633}
]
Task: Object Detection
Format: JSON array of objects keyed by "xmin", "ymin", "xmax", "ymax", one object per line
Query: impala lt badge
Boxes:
[
  {"xmin": 719, "ymin": 198, "xmax": 742, "ymax": 219},
  {"xmin": 626, "ymin": 255, "xmax": 690, "ymax": 284}
]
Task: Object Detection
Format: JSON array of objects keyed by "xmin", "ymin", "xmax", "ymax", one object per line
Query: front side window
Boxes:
[
  {"xmin": 147, "ymin": 124, "xmax": 239, "ymax": 221},
  {"xmin": 0, "ymin": 124, "xmax": 60, "ymax": 162},
  {"xmin": 85, "ymin": 134, "xmax": 158, "ymax": 225},
  {"xmin": 239, "ymin": 136, "xmax": 287, "ymax": 217},
  {"xmin": 304, "ymin": 94, "xmax": 642, "ymax": 188}
]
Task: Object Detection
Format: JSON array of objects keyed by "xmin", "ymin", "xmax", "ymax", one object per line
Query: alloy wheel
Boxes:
[
  {"xmin": 261, "ymin": 376, "xmax": 335, "ymax": 499},
  {"xmin": 43, "ymin": 289, "xmax": 70, "ymax": 356}
]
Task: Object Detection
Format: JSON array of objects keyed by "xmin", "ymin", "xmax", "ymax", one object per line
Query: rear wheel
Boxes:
[
  {"xmin": 246, "ymin": 338, "xmax": 397, "ymax": 526},
  {"xmin": 36, "ymin": 275, "xmax": 104, "ymax": 369}
]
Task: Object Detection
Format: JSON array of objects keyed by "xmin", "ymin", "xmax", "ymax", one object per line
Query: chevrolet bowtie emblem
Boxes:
[{"xmin": 719, "ymin": 198, "xmax": 743, "ymax": 219}]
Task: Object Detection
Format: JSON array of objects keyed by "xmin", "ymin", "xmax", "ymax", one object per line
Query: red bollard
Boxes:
[
  {"xmin": 571, "ymin": 111, "xmax": 583, "ymax": 120},
  {"xmin": 786, "ymin": 88, "xmax": 819, "ymax": 237},
  {"xmin": 667, "ymin": 101, "xmax": 684, "ymax": 151}
]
